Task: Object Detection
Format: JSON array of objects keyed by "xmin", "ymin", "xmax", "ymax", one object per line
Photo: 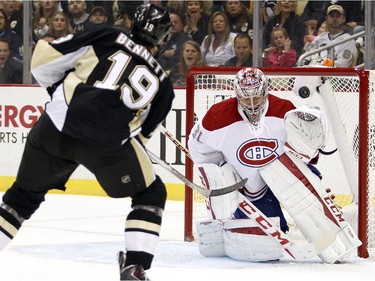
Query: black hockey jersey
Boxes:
[{"xmin": 31, "ymin": 25, "xmax": 175, "ymax": 147}]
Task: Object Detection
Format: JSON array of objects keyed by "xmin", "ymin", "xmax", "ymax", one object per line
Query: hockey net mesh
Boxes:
[{"xmin": 185, "ymin": 68, "xmax": 375, "ymax": 257}]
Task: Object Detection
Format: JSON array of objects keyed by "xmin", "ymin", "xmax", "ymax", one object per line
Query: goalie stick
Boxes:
[
  {"xmin": 146, "ymin": 149, "xmax": 246, "ymax": 198},
  {"xmin": 157, "ymin": 124, "xmax": 330, "ymax": 260}
]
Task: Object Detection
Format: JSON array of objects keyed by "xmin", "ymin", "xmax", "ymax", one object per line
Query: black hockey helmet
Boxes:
[{"xmin": 130, "ymin": 3, "xmax": 172, "ymax": 48}]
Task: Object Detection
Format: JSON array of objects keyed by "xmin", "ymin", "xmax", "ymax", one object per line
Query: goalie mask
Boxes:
[
  {"xmin": 233, "ymin": 68, "xmax": 268, "ymax": 126},
  {"xmin": 130, "ymin": 4, "xmax": 172, "ymax": 49}
]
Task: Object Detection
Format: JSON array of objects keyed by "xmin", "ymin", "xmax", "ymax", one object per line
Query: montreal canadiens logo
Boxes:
[{"xmin": 237, "ymin": 138, "xmax": 279, "ymax": 168}]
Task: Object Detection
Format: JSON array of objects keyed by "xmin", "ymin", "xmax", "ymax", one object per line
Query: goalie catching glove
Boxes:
[{"xmin": 284, "ymin": 105, "xmax": 328, "ymax": 163}]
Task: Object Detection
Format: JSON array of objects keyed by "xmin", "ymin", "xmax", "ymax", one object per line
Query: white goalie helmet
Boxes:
[{"xmin": 233, "ymin": 68, "xmax": 268, "ymax": 126}]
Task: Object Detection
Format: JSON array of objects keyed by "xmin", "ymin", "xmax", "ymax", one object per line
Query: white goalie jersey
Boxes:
[{"xmin": 188, "ymin": 94, "xmax": 296, "ymax": 201}]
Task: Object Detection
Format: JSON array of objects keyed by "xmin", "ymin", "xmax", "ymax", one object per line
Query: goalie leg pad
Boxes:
[
  {"xmin": 260, "ymin": 154, "xmax": 361, "ymax": 263},
  {"xmin": 196, "ymin": 218, "xmax": 225, "ymax": 257},
  {"xmin": 196, "ymin": 163, "xmax": 240, "ymax": 219},
  {"xmin": 223, "ymin": 218, "xmax": 284, "ymax": 262}
]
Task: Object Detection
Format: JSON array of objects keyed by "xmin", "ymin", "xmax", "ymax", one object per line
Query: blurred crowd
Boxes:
[{"xmin": 0, "ymin": 0, "xmax": 366, "ymax": 86}]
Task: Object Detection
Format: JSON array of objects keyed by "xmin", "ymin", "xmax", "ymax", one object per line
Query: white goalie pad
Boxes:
[
  {"xmin": 196, "ymin": 218, "xmax": 225, "ymax": 257},
  {"xmin": 223, "ymin": 218, "xmax": 284, "ymax": 262},
  {"xmin": 260, "ymin": 153, "xmax": 362, "ymax": 263},
  {"xmin": 196, "ymin": 163, "xmax": 240, "ymax": 219},
  {"xmin": 284, "ymin": 105, "xmax": 328, "ymax": 163},
  {"xmin": 195, "ymin": 217, "xmax": 284, "ymax": 261}
]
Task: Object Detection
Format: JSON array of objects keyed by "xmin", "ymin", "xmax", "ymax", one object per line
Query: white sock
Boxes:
[{"xmin": 0, "ymin": 231, "xmax": 12, "ymax": 251}]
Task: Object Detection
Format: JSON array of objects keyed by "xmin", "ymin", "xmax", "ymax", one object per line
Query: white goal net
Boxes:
[{"xmin": 184, "ymin": 67, "xmax": 375, "ymax": 258}]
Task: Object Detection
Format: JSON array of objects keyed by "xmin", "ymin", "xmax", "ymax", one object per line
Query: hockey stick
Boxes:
[
  {"xmin": 157, "ymin": 125, "xmax": 323, "ymax": 260},
  {"xmin": 158, "ymin": 125, "xmax": 192, "ymax": 159},
  {"xmin": 147, "ymin": 149, "xmax": 247, "ymax": 198}
]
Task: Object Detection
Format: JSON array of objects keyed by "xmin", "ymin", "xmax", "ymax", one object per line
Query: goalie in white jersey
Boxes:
[{"xmin": 188, "ymin": 67, "xmax": 361, "ymax": 263}]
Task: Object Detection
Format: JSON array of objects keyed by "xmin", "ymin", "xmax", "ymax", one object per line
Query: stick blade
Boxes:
[{"xmin": 209, "ymin": 178, "xmax": 247, "ymax": 197}]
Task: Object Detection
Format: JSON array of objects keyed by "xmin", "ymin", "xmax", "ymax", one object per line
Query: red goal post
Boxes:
[{"xmin": 184, "ymin": 66, "xmax": 373, "ymax": 259}]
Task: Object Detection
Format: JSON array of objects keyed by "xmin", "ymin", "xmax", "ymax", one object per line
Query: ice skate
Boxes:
[{"xmin": 118, "ymin": 251, "xmax": 150, "ymax": 281}]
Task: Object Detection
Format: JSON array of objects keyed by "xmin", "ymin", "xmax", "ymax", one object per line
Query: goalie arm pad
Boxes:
[
  {"xmin": 196, "ymin": 162, "xmax": 241, "ymax": 220},
  {"xmin": 284, "ymin": 105, "xmax": 328, "ymax": 163}
]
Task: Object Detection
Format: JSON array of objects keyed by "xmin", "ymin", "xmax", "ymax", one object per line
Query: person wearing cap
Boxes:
[
  {"xmin": 302, "ymin": 4, "xmax": 357, "ymax": 68},
  {"xmin": 89, "ymin": 6, "xmax": 108, "ymax": 26}
]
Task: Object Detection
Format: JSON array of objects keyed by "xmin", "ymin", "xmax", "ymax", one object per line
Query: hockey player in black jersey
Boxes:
[{"xmin": 0, "ymin": 4, "xmax": 173, "ymax": 281}]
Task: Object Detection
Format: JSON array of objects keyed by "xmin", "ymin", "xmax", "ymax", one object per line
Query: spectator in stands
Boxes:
[
  {"xmin": 224, "ymin": 0, "xmax": 253, "ymax": 38},
  {"xmin": 89, "ymin": 5, "xmax": 108, "ymax": 26},
  {"xmin": 1, "ymin": 0, "xmax": 23, "ymax": 42},
  {"xmin": 166, "ymin": 0, "xmax": 185, "ymax": 18},
  {"xmin": 68, "ymin": 0, "xmax": 90, "ymax": 33},
  {"xmin": 183, "ymin": 1, "xmax": 211, "ymax": 45},
  {"xmin": 224, "ymin": 33, "xmax": 253, "ymax": 66},
  {"xmin": 114, "ymin": 1, "xmax": 143, "ymax": 32},
  {"xmin": 170, "ymin": 40, "xmax": 205, "ymax": 86},
  {"xmin": 300, "ymin": 1, "xmax": 327, "ymax": 37},
  {"xmin": 302, "ymin": 4, "xmax": 357, "ymax": 68},
  {"xmin": 262, "ymin": 26, "xmax": 296, "ymax": 67},
  {"xmin": 317, "ymin": 21, "xmax": 328, "ymax": 35},
  {"xmin": 33, "ymin": 0, "xmax": 60, "ymax": 40},
  {"xmin": 263, "ymin": 0, "xmax": 305, "ymax": 57},
  {"xmin": 303, "ymin": 20, "xmax": 327, "ymax": 52},
  {"xmin": 301, "ymin": 1, "xmax": 364, "ymax": 36},
  {"xmin": 157, "ymin": 11, "xmax": 191, "ymax": 74},
  {"xmin": 0, "ymin": 38, "xmax": 22, "ymax": 84},
  {"xmin": 0, "ymin": 8, "xmax": 20, "ymax": 59},
  {"xmin": 201, "ymin": 11, "xmax": 236, "ymax": 66},
  {"xmin": 90, "ymin": 1, "xmax": 114, "ymax": 24},
  {"xmin": 47, "ymin": 11, "xmax": 73, "ymax": 39},
  {"xmin": 334, "ymin": 1, "xmax": 364, "ymax": 35}
]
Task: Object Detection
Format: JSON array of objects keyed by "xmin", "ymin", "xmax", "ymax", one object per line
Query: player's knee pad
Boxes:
[
  {"xmin": 196, "ymin": 162, "xmax": 240, "ymax": 219},
  {"xmin": 132, "ymin": 176, "xmax": 167, "ymax": 210},
  {"xmin": 223, "ymin": 218, "xmax": 283, "ymax": 262},
  {"xmin": 196, "ymin": 218, "xmax": 225, "ymax": 257}
]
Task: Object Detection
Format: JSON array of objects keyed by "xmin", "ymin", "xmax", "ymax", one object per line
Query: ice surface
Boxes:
[{"xmin": 0, "ymin": 193, "xmax": 374, "ymax": 281}]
